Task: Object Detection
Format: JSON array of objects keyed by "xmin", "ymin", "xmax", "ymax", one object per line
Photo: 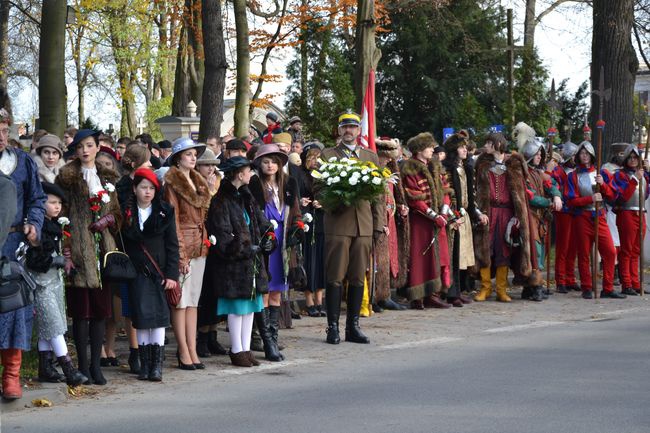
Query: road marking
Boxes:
[
  {"xmin": 212, "ymin": 358, "xmax": 317, "ymax": 376},
  {"xmin": 597, "ymin": 307, "xmax": 650, "ymax": 316},
  {"xmin": 379, "ymin": 337, "xmax": 463, "ymax": 350},
  {"xmin": 483, "ymin": 321, "xmax": 565, "ymax": 334}
]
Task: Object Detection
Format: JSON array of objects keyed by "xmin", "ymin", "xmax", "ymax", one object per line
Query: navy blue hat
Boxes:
[
  {"xmin": 219, "ymin": 156, "xmax": 253, "ymax": 173},
  {"xmin": 71, "ymin": 129, "xmax": 101, "ymax": 148},
  {"xmin": 158, "ymin": 140, "xmax": 172, "ymax": 149}
]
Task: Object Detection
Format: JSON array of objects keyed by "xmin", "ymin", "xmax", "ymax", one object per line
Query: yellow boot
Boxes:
[
  {"xmin": 495, "ymin": 266, "xmax": 512, "ymax": 302},
  {"xmin": 474, "ymin": 267, "xmax": 493, "ymax": 301}
]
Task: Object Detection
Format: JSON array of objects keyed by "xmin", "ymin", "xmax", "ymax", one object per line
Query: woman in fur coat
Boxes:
[
  {"xmin": 55, "ymin": 129, "xmax": 122, "ymax": 385},
  {"xmin": 473, "ymin": 133, "xmax": 531, "ymax": 303},
  {"xmin": 163, "ymin": 138, "xmax": 211, "ymax": 370}
]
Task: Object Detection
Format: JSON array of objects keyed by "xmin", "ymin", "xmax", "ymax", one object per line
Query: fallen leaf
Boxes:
[{"xmin": 31, "ymin": 398, "xmax": 52, "ymax": 407}]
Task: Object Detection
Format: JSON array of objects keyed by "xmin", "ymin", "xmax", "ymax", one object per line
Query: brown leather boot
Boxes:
[
  {"xmin": 423, "ymin": 294, "xmax": 451, "ymax": 309},
  {"xmin": 229, "ymin": 351, "xmax": 253, "ymax": 367},
  {"xmin": 1, "ymin": 348, "xmax": 22, "ymax": 400}
]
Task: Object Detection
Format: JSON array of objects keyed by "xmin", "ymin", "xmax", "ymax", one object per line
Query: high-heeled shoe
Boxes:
[
  {"xmin": 193, "ymin": 362, "xmax": 205, "ymax": 370},
  {"xmin": 176, "ymin": 351, "xmax": 196, "ymax": 371}
]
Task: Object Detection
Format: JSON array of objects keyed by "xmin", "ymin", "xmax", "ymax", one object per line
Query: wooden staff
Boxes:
[
  {"xmin": 640, "ymin": 128, "xmax": 650, "ymax": 297},
  {"xmin": 545, "ymin": 130, "xmax": 555, "ymax": 292},
  {"xmin": 591, "ymin": 66, "xmax": 610, "ymax": 300}
]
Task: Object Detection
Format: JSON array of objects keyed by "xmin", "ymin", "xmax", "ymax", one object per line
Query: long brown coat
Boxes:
[
  {"xmin": 56, "ymin": 159, "xmax": 122, "ymax": 289},
  {"xmin": 164, "ymin": 167, "xmax": 211, "ymax": 269},
  {"xmin": 473, "ymin": 152, "xmax": 532, "ymax": 277}
]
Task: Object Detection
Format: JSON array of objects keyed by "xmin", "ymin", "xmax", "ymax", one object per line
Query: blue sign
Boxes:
[
  {"xmin": 190, "ymin": 131, "xmax": 199, "ymax": 142},
  {"xmin": 443, "ymin": 128, "xmax": 455, "ymax": 141},
  {"xmin": 489, "ymin": 124, "xmax": 505, "ymax": 133}
]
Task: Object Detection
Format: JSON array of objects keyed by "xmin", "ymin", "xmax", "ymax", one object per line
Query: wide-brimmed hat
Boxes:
[
  {"xmin": 289, "ymin": 116, "xmax": 302, "ymax": 125},
  {"xmin": 35, "ymin": 134, "xmax": 63, "ymax": 158},
  {"xmin": 71, "ymin": 129, "xmax": 101, "ymax": 148},
  {"xmin": 196, "ymin": 148, "xmax": 220, "ymax": 166},
  {"xmin": 219, "ymin": 156, "xmax": 253, "ymax": 173},
  {"xmin": 254, "ymin": 143, "xmax": 289, "ymax": 166},
  {"xmin": 169, "ymin": 137, "xmax": 206, "ymax": 164}
]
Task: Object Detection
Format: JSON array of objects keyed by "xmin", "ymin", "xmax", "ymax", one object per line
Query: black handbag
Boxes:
[
  {"xmin": 101, "ymin": 231, "xmax": 137, "ymax": 282},
  {"xmin": 0, "ymin": 258, "xmax": 37, "ymax": 314}
]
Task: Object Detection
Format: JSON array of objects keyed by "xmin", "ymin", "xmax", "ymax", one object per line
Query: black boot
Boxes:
[
  {"xmin": 148, "ymin": 344, "xmax": 163, "ymax": 381},
  {"xmin": 88, "ymin": 319, "xmax": 107, "ymax": 385},
  {"xmin": 325, "ymin": 283, "xmax": 342, "ymax": 344},
  {"xmin": 345, "ymin": 285, "xmax": 370, "ymax": 344},
  {"xmin": 250, "ymin": 325, "xmax": 264, "ymax": 352},
  {"xmin": 72, "ymin": 319, "xmax": 91, "ymax": 385},
  {"xmin": 316, "ymin": 304, "xmax": 327, "ymax": 317},
  {"xmin": 307, "ymin": 305, "xmax": 320, "ymax": 317},
  {"xmin": 128, "ymin": 347, "xmax": 140, "ymax": 374},
  {"xmin": 254, "ymin": 309, "xmax": 282, "ymax": 362},
  {"xmin": 268, "ymin": 306, "xmax": 285, "ymax": 360},
  {"xmin": 138, "ymin": 344, "xmax": 150, "ymax": 380},
  {"xmin": 530, "ymin": 286, "xmax": 544, "ymax": 302},
  {"xmin": 38, "ymin": 351, "xmax": 64, "ymax": 383},
  {"xmin": 207, "ymin": 331, "xmax": 227, "ymax": 355},
  {"xmin": 196, "ymin": 331, "xmax": 212, "ymax": 358},
  {"xmin": 57, "ymin": 354, "xmax": 87, "ymax": 386}
]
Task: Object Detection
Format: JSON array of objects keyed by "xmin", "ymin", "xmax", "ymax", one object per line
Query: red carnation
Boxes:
[
  {"xmin": 62, "ymin": 230, "xmax": 71, "ymax": 239},
  {"xmin": 90, "ymin": 204, "xmax": 101, "ymax": 212},
  {"xmin": 267, "ymin": 231, "xmax": 276, "ymax": 241},
  {"xmin": 296, "ymin": 220, "xmax": 305, "ymax": 230},
  {"xmin": 125, "ymin": 209, "xmax": 132, "ymax": 219},
  {"xmin": 203, "ymin": 239, "xmax": 211, "ymax": 248}
]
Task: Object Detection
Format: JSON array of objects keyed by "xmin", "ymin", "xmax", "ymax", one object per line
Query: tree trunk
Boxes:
[
  {"xmin": 172, "ymin": 0, "xmax": 204, "ymax": 116},
  {"xmin": 524, "ymin": 0, "xmax": 536, "ymax": 48},
  {"xmin": 354, "ymin": 0, "xmax": 381, "ymax": 113},
  {"xmin": 0, "ymin": 0, "xmax": 10, "ymax": 111},
  {"xmin": 233, "ymin": 0, "xmax": 250, "ymax": 138},
  {"xmin": 590, "ymin": 0, "xmax": 638, "ymax": 161},
  {"xmin": 199, "ymin": 0, "xmax": 226, "ymax": 141},
  {"xmin": 39, "ymin": 0, "xmax": 67, "ymax": 137},
  {"xmin": 298, "ymin": 0, "xmax": 308, "ymax": 118}
]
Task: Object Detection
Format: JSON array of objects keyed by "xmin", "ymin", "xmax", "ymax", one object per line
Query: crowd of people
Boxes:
[{"xmin": 0, "ymin": 106, "xmax": 648, "ymax": 401}]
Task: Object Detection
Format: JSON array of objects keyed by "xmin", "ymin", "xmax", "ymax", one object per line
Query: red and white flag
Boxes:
[{"xmin": 358, "ymin": 69, "xmax": 376, "ymax": 152}]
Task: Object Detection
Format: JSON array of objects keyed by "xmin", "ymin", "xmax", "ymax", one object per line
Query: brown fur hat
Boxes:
[
  {"xmin": 407, "ymin": 132, "xmax": 436, "ymax": 155},
  {"xmin": 443, "ymin": 130, "xmax": 469, "ymax": 154},
  {"xmin": 376, "ymin": 138, "xmax": 400, "ymax": 159}
]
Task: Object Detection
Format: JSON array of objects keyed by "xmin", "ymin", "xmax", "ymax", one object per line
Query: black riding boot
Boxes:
[
  {"xmin": 89, "ymin": 319, "xmax": 107, "ymax": 385},
  {"xmin": 128, "ymin": 347, "xmax": 140, "ymax": 374},
  {"xmin": 196, "ymin": 331, "xmax": 212, "ymax": 358},
  {"xmin": 345, "ymin": 285, "xmax": 370, "ymax": 344},
  {"xmin": 208, "ymin": 330, "xmax": 228, "ymax": 355},
  {"xmin": 254, "ymin": 309, "xmax": 282, "ymax": 362},
  {"xmin": 38, "ymin": 351, "xmax": 64, "ymax": 383},
  {"xmin": 148, "ymin": 344, "xmax": 163, "ymax": 381},
  {"xmin": 138, "ymin": 344, "xmax": 150, "ymax": 380},
  {"xmin": 325, "ymin": 283, "xmax": 342, "ymax": 344},
  {"xmin": 72, "ymin": 319, "xmax": 91, "ymax": 385},
  {"xmin": 57, "ymin": 354, "xmax": 87, "ymax": 386},
  {"xmin": 268, "ymin": 306, "xmax": 285, "ymax": 360}
]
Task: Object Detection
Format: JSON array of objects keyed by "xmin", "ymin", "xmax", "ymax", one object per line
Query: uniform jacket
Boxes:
[
  {"xmin": 320, "ymin": 145, "xmax": 386, "ymax": 237},
  {"xmin": 564, "ymin": 164, "xmax": 617, "ymax": 217},
  {"xmin": 56, "ymin": 159, "xmax": 122, "ymax": 288},
  {"xmin": 164, "ymin": 167, "xmax": 211, "ymax": 268},
  {"xmin": 612, "ymin": 168, "xmax": 650, "ymax": 211},
  {"xmin": 204, "ymin": 180, "xmax": 271, "ymax": 299},
  {"xmin": 473, "ymin": 152, "xmax": 531, "ymax": 276}
]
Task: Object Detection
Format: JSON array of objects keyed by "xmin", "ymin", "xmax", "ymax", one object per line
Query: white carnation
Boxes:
[
  {"xmin": 57, "ymin": 217, "xmax": 70, "ymax": 226},
  {"xmin": 303, "ymin": 223, "xmax": 310, "ymax": 232},
  {"xmin": 101, "ymin": 194, "xmax": 111, "ymax": 204},
  {"xmin": 209, "ymin": 235, "xmax": 217, "ymax": 245},
  {"xmin": 371, "ymin": 177, "xmax": 382, "ymax": 185},
  {"xmin": 349, "ymin": 177, "xmax": 358, "ymax": 186},
  {"xmin": 303, "ymin": 213, "xmax": 313, "ymax": 223},
  {"xmin": 322, "ymin": 171, "xmax": 330, "ymax": 178},
  {"xmin": 362, "ymin": 175, "xmax": 370, "ymax": 182},
  {"xmin": 104, "ymin": 183, "xmax": 115, "ymax": 193},
  {"xmin": 270, "ymin": 220, "xmax": 279, "ymax": 230},
  {"xmin": 328, "ymin": 157, "xmax": 337, "ymax": 162},
  {"xmin": 340, "ymin": 171, "xmax": 348, "ymax": 177},
  {"xmin": 331, "ymin": 176, "xmax": 341, "ymax": 184},
  {"xmin": 361, "ymin": 168, "xmax": 369, "ymax": 175}
]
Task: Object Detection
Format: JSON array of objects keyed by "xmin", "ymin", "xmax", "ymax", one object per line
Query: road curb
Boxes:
[{"xmin": 1, "ymin": 382, "xmax": 68, "ymax": 414}]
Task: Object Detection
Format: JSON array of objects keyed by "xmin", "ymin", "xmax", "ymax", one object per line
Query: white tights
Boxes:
[
  {"xmin": 227, "ymin": 313, "xmax": 254, "ymax": 354},
  {"xmin": 38, "ymin": 335, "xmax": 68, "ymax": 357},
  {"xmin": 136, "ymin": 328, "xmax": 166, "ymax": 346}
]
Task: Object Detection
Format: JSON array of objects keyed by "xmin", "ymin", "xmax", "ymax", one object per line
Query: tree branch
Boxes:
[
  {"xmin": 246, "ymin": 0, "xmax": 280, "ymax": 18},
  {"xmin": 633, "ymin": 22, "xmax": 650, "ymax": 71},
  {"xmin": 7, "ymin": 1, "xmax": 40, "ymax": 27},
  {"xmin": 535, "ymin": 0, "xmax": 590, "ymax": 25}
]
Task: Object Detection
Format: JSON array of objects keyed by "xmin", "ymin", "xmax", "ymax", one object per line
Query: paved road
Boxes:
[{"xmin": 3, "ymin": 308, "xmax": 649, "ymax": 433}]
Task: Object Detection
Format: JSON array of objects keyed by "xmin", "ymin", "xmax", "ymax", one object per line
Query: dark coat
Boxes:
[
  {"xmin": 56, "ymin": 159, "xmax": 122, "ymax": 289},
  {"xmin": 122, "ymin": 199, "xmax": 180, "ymax": 329},
  {"xmin": 204, "ymin": 180, "xmax": 271, "ymax": 300}
]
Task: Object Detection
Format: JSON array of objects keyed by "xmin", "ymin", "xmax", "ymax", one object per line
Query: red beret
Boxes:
[{"xmin": 133, "ymin": 168, "xmax": 160, "ymax": 191}]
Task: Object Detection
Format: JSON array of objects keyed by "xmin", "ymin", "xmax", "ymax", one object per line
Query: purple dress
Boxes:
[{"xmin": 265, "ymin": 201, "xmax": 288, "ymax": 292}]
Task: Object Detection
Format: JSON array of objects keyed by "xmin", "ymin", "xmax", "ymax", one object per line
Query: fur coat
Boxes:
[
  {"xmin": 473, "ymin": 152, "xmax": 532, "ymax": 277},
  {"xmin": 164, "ymin": 167, "xmax": 211, "ymax": 268},
  {"xmin": 33, "ymin": 153, "xmax": 66, "ymax": 183},
  {"xmin": 400, "ymin": 158, "xmax": 443, "ymax": 214},
  {"xmin": 387, "ymin": 159, "xmax": 410, "ymax": 290},
  {"xmin": 56, "ymin": 159, "xmax": 122, "ymax": 289},
  {"xmin": 204, "ymin": 180, "xmax": 271, "ymax": 299}
]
